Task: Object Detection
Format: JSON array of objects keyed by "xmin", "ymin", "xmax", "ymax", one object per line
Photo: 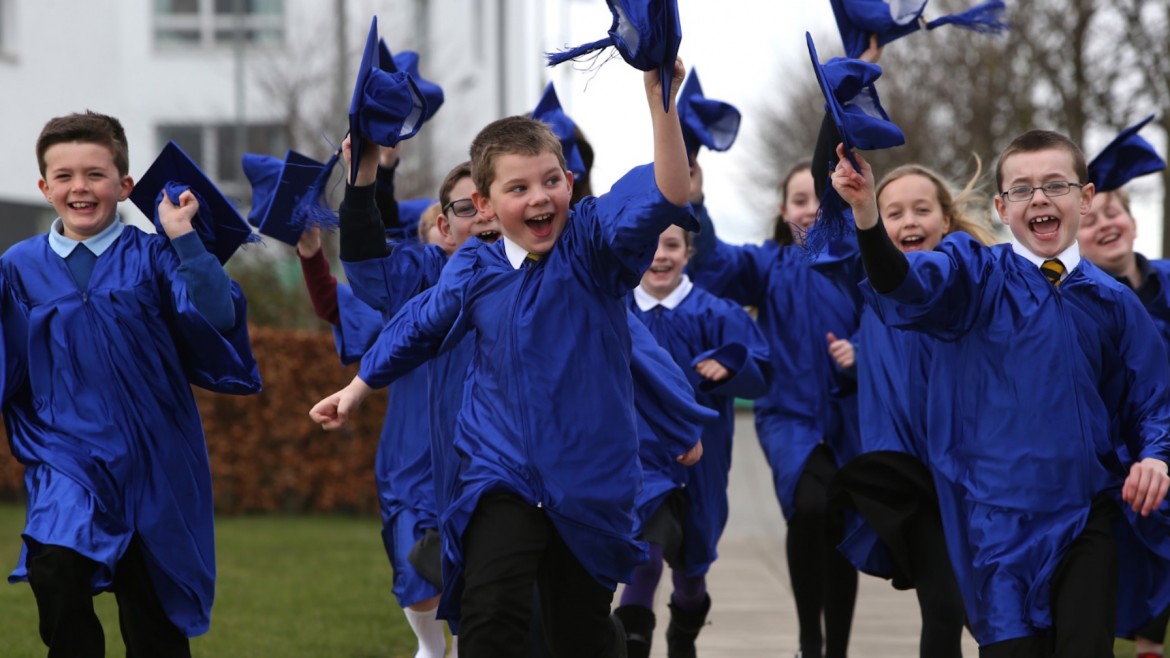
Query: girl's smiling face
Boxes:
[
  {"xmin": 641, "ymin": 224, "xmax": 690, "ymax": 299},
  {"xmin": 879, "ymin": 173, "xmax": 952, "ymax": 253}
]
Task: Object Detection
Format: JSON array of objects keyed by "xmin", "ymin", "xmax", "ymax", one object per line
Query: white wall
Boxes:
[{"xmin": 0, "ymin": 0, "xmax": 549, "ymax": 224}]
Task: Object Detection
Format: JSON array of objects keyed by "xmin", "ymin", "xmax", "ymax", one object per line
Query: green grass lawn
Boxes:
[{"xmin": 0, "ymin": 503, "xmax": 428, "ymax": 657}]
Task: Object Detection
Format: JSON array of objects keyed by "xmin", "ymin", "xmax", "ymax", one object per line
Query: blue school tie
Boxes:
[
  {"xmin": 66, "ymin": 243, "xmax": 97, "ymax": 291},
  {"xmin": 1040, "ymin": 258, "xmax": 1065, "ymax": 286},
  {"xmin": 524, "ymin": 253, "xmax": 541, "ymax": 266}
]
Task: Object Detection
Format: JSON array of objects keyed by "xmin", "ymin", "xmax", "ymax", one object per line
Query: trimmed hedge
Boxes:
[{"xmin": 0, "ymin": 326, "xmax": 391, "ymax": 515}]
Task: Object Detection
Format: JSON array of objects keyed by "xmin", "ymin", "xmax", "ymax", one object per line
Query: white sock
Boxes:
[{"xmin": 404, "ymin": 607, "xmax": 447, "ymax": 658}]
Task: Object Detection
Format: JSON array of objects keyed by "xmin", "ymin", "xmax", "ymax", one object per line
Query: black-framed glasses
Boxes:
[
  {"xmin": 443, "ymin": 198, "xmax": 476, "ymax": 218},
  {"xmin": 1000, "ymin": 181, "xmax": 1083, "ymax": 203}
]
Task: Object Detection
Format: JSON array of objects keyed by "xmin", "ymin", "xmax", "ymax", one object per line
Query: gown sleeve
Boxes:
[
  {"xmin": 578, "ymin": 164, "xmax": 696, "ymax": 297},
  {"xmin": 357, "ymin": 245, "xmax": 475, "ymax": 389},
  {"xmin": 690, "ymin": 298, "xmax": 771, "ymax": 399},
  {"xmin": 628, "ymin": 310, "xmax": 717, "ymax": 458},
  {"xmin": 686, "ymin": 202, "xmax": 775, "ymax": 307},
  {"xmin": 159, "ymin": 244, "xmax": 261, "ymax": 395}
]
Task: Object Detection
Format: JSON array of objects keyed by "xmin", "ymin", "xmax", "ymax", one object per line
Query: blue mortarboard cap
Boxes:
[
  {"xmin": 807, "ymin": 32, "xmax": 905, "ymax": 171},
  {"xmin": 241, "ymin": 150, "xmax": 332, "ymax": 246},
  {"xmin": 349, "ymin": 17, "xmax": 428, "ymax": 184},
  {"xmin": 378, "ymin": 40, "xmax": 445, "ymax": 124},
  {"xmin": 1087, "ymin": 114, "xmax": 1166, "ymax": 193},
  {"xmin": 130, "ymin": 141, "xmax": 258, "ymax": 264},
  {"xmin": 546, "ymin": 0, "xmax": 681, "ymax": 112},
  {"xmin": 383, "ymin": 196, "xmax": 438, "ymax": 242},
  {"xmin": 804, "ymin": 33, "xmax": 904, "ymax": 256},
  {"xmin": 398, "ymin": 197, "xmax": 436, "ymax": 229},
  {"xmin": 530, "ymin": 83, "xmax": 587, "ymax": 180},
  {"xmin": 831, "ymin": 0, "xmax": 1009, "ymax": 59},
  {"xmin": 676, "ymin": 68, "xmax": 741, "ymax": 159}
]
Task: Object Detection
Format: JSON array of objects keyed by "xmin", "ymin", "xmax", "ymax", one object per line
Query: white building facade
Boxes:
[{"xmin": 0, "ymin": 0, "xmax": 573, "ymax": 250}]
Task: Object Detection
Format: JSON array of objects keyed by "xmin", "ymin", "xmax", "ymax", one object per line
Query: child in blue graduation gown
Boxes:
[
  {"xmin": 311, "ymin": 61, "xmax": 695, "ymax": 655},
  {"xmin": 615, "ymin": 224, "xmax": 770, "ymax": 657},
  {"xmin": 336, "ymin": 158, "xmax": 501, "ymax": 652},
  {"xmin": 295, "ymin": 197, "xmax": 451, "ymax": 655},
  {"xmin": 827, "ymin": 163, "xmax": 1001, "ymax": 658},
  {"xmin": 688, "ymin": 158, "xmax": 864, "ymax": 658},
  {"xmin": 5, "ymin": 112, "xmax": 261, "ymax": 655},
  {"xmin": 1077, "ymin": 175, "xmax": 1170, "ymax": 658},
  {"xmin": 1078, "ymin": 186, "xmax": 1170, "ymax": 355},
  {"xmin": 832, "ymin": 134, "xmax": 1170, "ymax": 657}
]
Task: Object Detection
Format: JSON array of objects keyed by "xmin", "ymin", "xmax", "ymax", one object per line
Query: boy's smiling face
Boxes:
[
  {"xmin": 474, "ymin": 152, "xmax": 573, "ymax": 257},
  {"xmin": 994, "ymin": 148, "xmax": 1093, "ymax": 259},
  {"xmin": 39, "ymin": 141, "xmax": 132, "ymax": 241},
  {"xmin": 1077, "ymin": 191, "xmax": 1136, "ymax": 274}
]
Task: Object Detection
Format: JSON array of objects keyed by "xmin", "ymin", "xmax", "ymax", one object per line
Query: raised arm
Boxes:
[
  {"xmin": 338, "ymin": 135, "xmax": 392, "ymax": 263},
  {"xmin": 832, "ymin": 145, "xmax": 908, "ymax": 293},
  {"xmin": 297, "ymin": 227, "xmax": 341, "ymax": 326},
  {"xmin": 647, "ymin": 58, "xmax": 690, "ymax": 207}
]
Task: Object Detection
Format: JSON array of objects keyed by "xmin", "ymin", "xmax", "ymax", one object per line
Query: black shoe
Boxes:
[
  {"xmin": 665, "ymin": 595, "xmax": 711, "ymax": 658},
  {"xmin": 612, "ymin": 605, "xmax": 656, "ymax": 658},
  {"xmin": 609, "ymin": 611, "xmax": 628, "ymax": 658}
]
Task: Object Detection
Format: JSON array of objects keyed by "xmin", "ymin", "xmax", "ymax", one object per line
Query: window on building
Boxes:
[
  {"xmin": 156, "ymin": 122, "xmax": 288, "ymax": 202},
  {"xmin": 154, "ymin": 0, "xmax": 283, "ymax": 48}
]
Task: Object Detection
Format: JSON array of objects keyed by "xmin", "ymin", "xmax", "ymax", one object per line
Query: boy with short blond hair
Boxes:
[
  {"xmin": 832, "ymin": 133, "xmax": 1170, "ymax": 657},
  {"xmin": 8, "ymin": 110, "xmax": 261, "ymax": 656},
  {"xmin": 312, "ymin": 61, "xmax": 694, "ymax": 656}
]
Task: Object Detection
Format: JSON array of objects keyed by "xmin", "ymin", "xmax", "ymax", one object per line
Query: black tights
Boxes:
[
  {"xmin": 909, "ymin": 509, "xmax": 966, "ymax": 658},
  {"xmin": 786, "ymin": 447, "xmax": 858, "ymax": 658}
]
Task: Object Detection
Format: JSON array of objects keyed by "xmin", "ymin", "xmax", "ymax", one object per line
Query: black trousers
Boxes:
[
  {"xmin": 979, "ymin": 496, "xmax": 1119, "ymax": 658},
  {"xmin": 786, "ymin": 445, "xmax": 858, "ymax": 658},
  {"xmin": 459, "ymin": 492, "xmax": 619, "ymax": 657},
  {"xmin": 1136, "ymin": 606, "xmax": 1170, "ymax": 643},
  {"xmin": 26, "ymin": 537, "xmax": 191, "ymax": 658}
]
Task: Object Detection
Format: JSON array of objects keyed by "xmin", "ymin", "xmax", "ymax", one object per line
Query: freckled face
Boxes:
[{"xmin": 475, "ymin": 152, "xmax": 573, "ymax": 256}]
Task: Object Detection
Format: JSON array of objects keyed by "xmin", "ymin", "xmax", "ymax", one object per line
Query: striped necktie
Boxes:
[{"xmin": 1040, "ymin": 258, "xmax": 1065, "ymax": 286}]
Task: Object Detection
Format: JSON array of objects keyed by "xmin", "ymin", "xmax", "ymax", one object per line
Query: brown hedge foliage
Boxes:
[{"xmin": 0, "ymin": 326, "xmax": 391, "ymax": 515}]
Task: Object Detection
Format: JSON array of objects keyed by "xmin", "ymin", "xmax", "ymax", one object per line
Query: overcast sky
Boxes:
[{"xmin": 544, "ymin": 0, "xmax": 1165, "ymax": 255}]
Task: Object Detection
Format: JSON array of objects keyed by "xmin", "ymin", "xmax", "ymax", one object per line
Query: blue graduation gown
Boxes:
[
  {"xmin": 689, "ymin": 209, "xmax": 863, "ymax": 520},
  {"xmin": 2, "ymin": 227, "xmax": 260, "ymax": 636},
  {"xmin": 1132, "ymin": 255, "xmax": 1170, "ymax": 356},
  {"xmin": 331, "ymin": 282, "xmax": 383, "ymax": 366},
  {"xmin": 626, "ymin": 309, "xmax": 719, "ymax": 540},
  {"xmin": 629, "ymin": 284, "xmax": 770, "ymax": 576},
  {"xmin": 342, "ymin": 242, "xmax": 449, "ymax": 606},
  {"xmin": 356, "ymin": 165, "xmax": 690, "ymax": 619},
  {"xmin": 834, "ymin": 303, "xmax": 936, "ymax": 580},
  {"xmin": 862, "ymin": 233, "xmax": 1170, "ymax": 645}
]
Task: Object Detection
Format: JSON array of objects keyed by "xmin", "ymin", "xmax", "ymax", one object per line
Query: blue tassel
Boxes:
[
  {"xmin": 292, "ymin": 151, "xmax": 341, "ymax": 232},
  {"xmin": 546, "ymin": 37, "xmax": 615, "ymax": 67},
  {"xmin": 802, "ymin": 186, "xmax": 856, "ymax": 261},
  {"xmin": 926, "ymin": 1, "xmax": 1010, "ymax": 34}
]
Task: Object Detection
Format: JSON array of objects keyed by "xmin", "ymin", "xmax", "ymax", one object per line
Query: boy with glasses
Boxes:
[{"xmin": 831, "ymin": 130, "xmax": 1170, "ymax": 657}]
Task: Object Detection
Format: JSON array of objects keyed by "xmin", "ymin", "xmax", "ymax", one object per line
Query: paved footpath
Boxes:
[{"xmin": 619, "ymin": 411, "xmax": 981, "ymax": 657}]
